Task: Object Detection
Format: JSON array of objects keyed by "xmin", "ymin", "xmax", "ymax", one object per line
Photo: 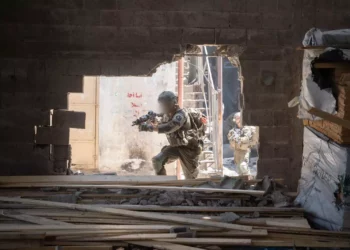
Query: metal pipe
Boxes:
[
  {"xmin": 177, "ymin": 58, "xmax": 184, "ymax": 180},
  {"xmin": 217, "ymin": 56, "xmax": 223, "ymax": 174}
]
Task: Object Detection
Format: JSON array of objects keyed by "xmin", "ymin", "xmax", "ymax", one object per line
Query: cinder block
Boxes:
[
  {"xmin": 215, "ymin": 0, "xmax": 246, "ymax": 12},
  {"xmin": 0, "ymin": 93, "xmax": 68, "ymax": 109},
  {"xmin": 85, "ymin": 0, "xmax": 116, "ymax": 9},
  {"xmin": 248, "ymin": 29, "xmax": 278, "ymax": 46},
  {"xmin": 229, "ymin": 13, "xmax": 262, "ymax": 29},
  {"xmin": 68, "ymin": 59, "xmax": 101, "ymax": 76},
  {"xmin": 244, "ymin": 94, "xmax": 288, "ymax": 110},
  {"xmin": 0, "ymin": 108, "xmax": 50, "ymax": 127},
  {"xmin": 36, "ymin": 127, "xmax": 70, "ymax": 145},
  {"xmin": 118, "ymin": 0, "xmax": 183, "ymax": 10},
  {"xmin": 68, "ymin": 10, "xmax": 100, "ymax": 25},
  {"xmin": 53, "ymin": 160, "xmax": 69, "ymax": 174},
  {"xmin": 118, "ymin": 27, "xmax": 151, "ymax": 44},
  {"xmin": 273, "ymin": 110, "xmax": 291, "ymax": 126},
  {"xmin": 259, "ymin": 126, "xmax": 290, "ymax": 143},
  {"xmin": 183, "ymin": 28, "xmax": 215, "ymax": 44},
  {"xmin": 0, "ymin": 126, "xmax": 34, "ymax": 143},
  {"xmin": 47, "ymin": 74, "xmax": 83, "ymax": 93},
  {"xmin": 240, "ymin": 47, "xmax": 284, "ymax": 61},
  {"xmin": 215, "ymin": 29, "xmax": 246, "ymax": 44},
  {"xmin": 53, "ymin": 145, "xmax": 71, "ymax": 160},
  {"xmin": 151, "ymin": 28, "xmax": 182, "ymax": 43},
  {"xmin": 262, "ymin": 13, "xmax": 294, "ymax": 29},
  {"xmin": 259, "ymin": 142, "xmax": 275, "ymax": 159},
  {"xmin": 182, "ymin": 0, "xmax": 214, "ymax": 11},
  {"xmin": 257, "ymin": 158, "xmax": 290, "ymax": 178},
  {"xmin": 100, "ymin": 10, "xmax": 134, "ymax": 26},
  {"xmin": 52, "ymin": 110, "xmax": 86, "ymax": 128},
  {"xmin": 134, "ymin": 11, "xmax": 167, "ymax": 27},
  {"xmin": 250, "ymin": 110, "xmax": 274, "ymax": 126},
  {"xmin": 273, "ymin": 143, "xmax": 291, "ymax": 158}
]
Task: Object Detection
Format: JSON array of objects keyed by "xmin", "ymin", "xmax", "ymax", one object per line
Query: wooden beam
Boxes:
[
  {"xmin": 0, "ymin": 197, "xmax": 252, "ymax": 232},
  {"xmin": 68, "ymin": 233, "xmax": 177, "ymax": 241},
  {"xmin": 156, "ymin": 238, "xmax": 252, "ymax": 245},
  {"xmin": 0, "ymin": 175, "xmax": 177, "ymax": 184},
  {"xmin": 127, "ymin": 240, "xmax": 205, "ymax": 250},
  {"xmin": 308, "ymin": 107, "xmax": 350, "ymax": 130},
  {"xmin": 0, "ymin": 184, "xmax": 264, "ymax": 196},
  {"xmin": 1, "ymin": 210, "xmax": 71, "ymax": 225}
]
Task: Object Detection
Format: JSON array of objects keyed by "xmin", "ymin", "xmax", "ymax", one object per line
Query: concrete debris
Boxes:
[
  {"xmin": 219, "ymin": 212, "xmax": 240, "ymax": 223},
  {"xmin": 158, "ymin": 191, "xmax": 184, "ymax": 206}
]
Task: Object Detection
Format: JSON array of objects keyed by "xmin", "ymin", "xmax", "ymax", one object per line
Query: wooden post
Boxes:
[{"xmin": 177, "ymin": 58, "xmax": 184, "ymax": 180}]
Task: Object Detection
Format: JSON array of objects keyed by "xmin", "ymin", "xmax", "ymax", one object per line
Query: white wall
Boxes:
[{"xmin": 99, "ymin": 62, "xmax": 177, "ymax": 175}]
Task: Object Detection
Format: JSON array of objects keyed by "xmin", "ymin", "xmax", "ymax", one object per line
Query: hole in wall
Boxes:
[{"xmin": 67, "ymin": 45, "xmax": 259, "ymax": 178}]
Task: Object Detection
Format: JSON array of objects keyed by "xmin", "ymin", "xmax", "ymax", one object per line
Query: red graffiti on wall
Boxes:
[{"xmin": 127, "ymin": 92, "xmax": 143, "ymax": 98}]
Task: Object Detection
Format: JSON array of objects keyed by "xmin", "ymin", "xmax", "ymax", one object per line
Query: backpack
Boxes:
[{"xmin": 184, "ymin": 108, "xmax": 207, "ymax": 138}]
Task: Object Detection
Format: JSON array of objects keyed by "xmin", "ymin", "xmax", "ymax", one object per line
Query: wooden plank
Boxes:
[
  {"xmin": 197, "ymin": 229, "xmax": 268, "ymax": 237},
  {"xmin": 156, "ymin": 238, "xmax": 251, "ymax": 245},
  {"xmin": 308, "ymin": 107, "xmax": 350, "ymax": 130},
  {"xmin": 314, "ymin": 62, "xmax": 350, "ymax": 69},
  {"xmin": 69, "ymin": 233, "xmax": 177, "ymax": 241},
  {"xmin": 0, "ymin": 210, "xmax": 70, "ymax": 225},
  {"xmin": 0, "ymin": 197, "xmax": 253, "ymax": 232},
  {"xmin": 0, "ymin": 184, "xmax": 264, "ymax": 196},
  {"xmin": 0, "ymin": 224, "xmax": 174, "ymax": 232},
  {"xmin": 0, "ymin": 175, "xmax": 177, "ymax": 184},
  {"xmin": 127, "ymin": 240, "xmax": 205, "ymax": 250}
]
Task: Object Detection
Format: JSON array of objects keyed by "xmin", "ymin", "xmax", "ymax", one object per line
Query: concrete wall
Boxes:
[
  {"xmin": 99, "ymin": 63, "xmax": 177, "ymax": 175},
  {"xmin": 0, "ymin": 0, "xmax": 349, "ymax": 188}
]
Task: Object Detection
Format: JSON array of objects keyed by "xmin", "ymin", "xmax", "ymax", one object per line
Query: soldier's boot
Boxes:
[{"xmin": 152, "ymin": 154, "xmax": 168, "ymax": 176}]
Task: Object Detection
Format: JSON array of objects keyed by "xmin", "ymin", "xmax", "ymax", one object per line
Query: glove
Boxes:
[{"xmin": 139, "ymin": 122, "xmax": 153, "ymax": 132}]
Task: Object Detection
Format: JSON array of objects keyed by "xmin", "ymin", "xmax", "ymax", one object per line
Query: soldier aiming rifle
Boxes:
[{"xmin": 133, "ymin": 91, "xmax": 207, "ymax": 179}]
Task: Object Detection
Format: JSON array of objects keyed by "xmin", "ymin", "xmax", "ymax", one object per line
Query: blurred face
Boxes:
[{"xmin": 159, "ymin": 101, "xmax": 173, "ymax": 114}]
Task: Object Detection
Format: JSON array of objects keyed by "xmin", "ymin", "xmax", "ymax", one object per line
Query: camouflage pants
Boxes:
[
  {"xmin": 234, "ymin": 148, "xmax": 251, "ymax": 175},
  {"xmin": 152, "ymin": 145, "xmax": 201, "ymax": 179}
]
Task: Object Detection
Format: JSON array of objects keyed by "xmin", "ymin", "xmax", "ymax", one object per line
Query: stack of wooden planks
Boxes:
[{"xmin": 0, "ymin": 176, "xmax": 349, "ymax": 250}]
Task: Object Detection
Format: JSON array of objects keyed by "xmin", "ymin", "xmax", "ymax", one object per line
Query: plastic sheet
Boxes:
[{"xmin": 295, "ymin": 127, "xmax": 350, "ymax": 231}]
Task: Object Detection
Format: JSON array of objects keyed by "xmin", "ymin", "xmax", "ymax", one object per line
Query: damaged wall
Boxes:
[
  {"xmin": 0, "ymin": 0, "xmax": 349, "ymax": 189},
  {"xmin": 99, "ymin": 63, "xmax": 177, "ymax": 175}
]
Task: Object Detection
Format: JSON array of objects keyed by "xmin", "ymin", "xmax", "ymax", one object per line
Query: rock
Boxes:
[
  {"xmin": 129, "ymin": 198, "xmax": 140, "ymax": 205},
  {"xmin": 186, "ymin": 199, "xmax": 194, "ymax": 206},
  {"xmin": 139, "ymin": 200, "xmax": 148, "ymax": 205},
  {"xmin": 219, "ymin": 212, "xmax": 240, "ymax": 223}
]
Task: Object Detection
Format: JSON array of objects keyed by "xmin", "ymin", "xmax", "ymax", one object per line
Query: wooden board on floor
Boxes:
[
  {"xmin": 0, "ymin": 197, "xmax": 253, "ymax": 232},
  {"xmin": 1, "ymin": 210, "xmax": 71, "ymax": 225}
]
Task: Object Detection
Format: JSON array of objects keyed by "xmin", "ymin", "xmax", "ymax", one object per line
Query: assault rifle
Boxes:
[{"xmin": 131, "ymin": 111, "xmax": 161, "ymax": 126}]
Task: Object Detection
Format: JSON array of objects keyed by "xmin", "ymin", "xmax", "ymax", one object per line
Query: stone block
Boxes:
[
  {"xmin": 52, "ymin": 110, "xmax": 86, "ymax": 129},
  {"xmin": 183, "ymin": 28, "xmax": 215, "ymax": 44},
  {"xmin": 85, "ymin": 0, "xmax": 116, "ymax": 9},
  {"xmin": 248, "ymin": 29, "xmax": 278, "ymax": 46},
  {"xmin": 215, "ymin": 29, "xmax": 246, "ymax": 44},
  {"xmin": 100, "ymin": 10, "xmax": 134, "ymax": 26},
  {"xmin": 53, "ymin": 160, "xmax": 69, "ymax": 174},
  {"xmin": 273, "ymin": 143, "xmax": 291, "ymax": 158},
  {"xmin": 36, "ymin": 127, "xmax": 70, "ymax": 145}
]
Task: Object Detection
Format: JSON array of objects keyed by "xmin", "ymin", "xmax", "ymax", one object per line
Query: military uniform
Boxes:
[
  {"xmin": 152, "ymin": 108, "xmax": 201, "ymax": 179},
  {"xmin": 227, "ymin": 125, "xmax": 257, "ymax": 175}
]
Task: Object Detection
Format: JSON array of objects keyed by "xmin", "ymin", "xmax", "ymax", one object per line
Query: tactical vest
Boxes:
[{"xmin": 164, "ymin": 109, "xmax": 199, "ymax": 147}]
